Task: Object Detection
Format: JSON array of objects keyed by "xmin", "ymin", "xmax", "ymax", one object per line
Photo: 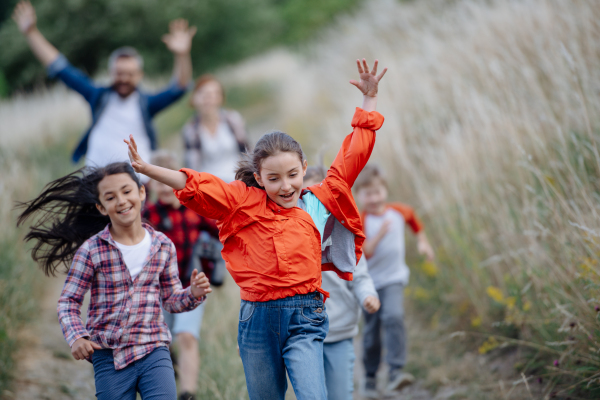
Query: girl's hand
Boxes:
[
  {"xmin": 363, "ymin": 295, "xmax": 381, "ymax": 314},
  {"xmin": 124, "ymin": 135, "xmax": 148, "ymax": 174},
  {"xmin": 71, "ymin": 338, "xmax": 102, "ymax": 360},
  {"xmin": 12, "ymin": 1, "xmax": 37, "ymax": 35},
  {"xmin": 190, "ymin": 269, "xmax": 212, "ymax": 299},
  {"xmin": 349, "ymin": 59, "xmax": 388, "ymax": 98},
  {"xmin": 162, "ymin": 19, "xmax": 197, "ymax": 55}
]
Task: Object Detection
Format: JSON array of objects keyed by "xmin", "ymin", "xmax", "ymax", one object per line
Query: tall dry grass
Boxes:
[
  {"xmin": 273, "ymin": 0, "xmax": 600, "ymax": 396},
  {"xmin": 4, "ymin": 0, "xmax": 600, "ymax": 396}
]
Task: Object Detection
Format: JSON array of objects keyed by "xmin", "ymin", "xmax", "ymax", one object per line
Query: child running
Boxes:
[
  {"xmin": 304, "ymin": 167, "xmax": 381, "ymax": 400},
  {"xmin": 125, "ymin": 58, "xmax": 387, "ymax": 399},
  {"xmin": 143, "ymin": 151, "xmax": 220, "ymax": 400},
  {"xmin": 354, "ymin": 164, "xmax": 435, "ymax": 397},
  {"xmin": 17, "ymin": 162, "xmax": 212, "ymax": 400}
]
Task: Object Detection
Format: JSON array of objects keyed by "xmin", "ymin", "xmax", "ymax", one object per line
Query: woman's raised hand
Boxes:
[
  {"xmin": 349, "ymin": 59, "xmax": 388, "ymax": 98},
  {"xmin": 124, "ymin": 135, "xmax": 147, "ymax": 174}
]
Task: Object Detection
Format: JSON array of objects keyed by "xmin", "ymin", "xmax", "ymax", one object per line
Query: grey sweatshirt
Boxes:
[{"xmin": 322, "ymin": 256, "xmax": 378, "ymax": 343}]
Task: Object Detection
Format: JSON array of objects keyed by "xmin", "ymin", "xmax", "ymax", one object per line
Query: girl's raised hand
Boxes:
[
  {"xmin": 124, "ymin": 135, "xmax": 147, "ymax": 174},
  {"xmin": 349, "ymin": 59, "xmax": 388, "ymax": 98},
  {"xmin": 190, "ymin": 269, "xmax": 212, "ymax": 299}
]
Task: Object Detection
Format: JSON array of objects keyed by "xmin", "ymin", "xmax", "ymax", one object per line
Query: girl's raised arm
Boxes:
[
  {"xmin": 125, "ymin": 135, "xmax": 187, "ymax": 189},
  {"xmin": 349, "ymin": 59, "xmax": 387, "ymax": 112},
  {"xmin": 319, "ymin": 59, "xmax": 387, "ymax": 188}
]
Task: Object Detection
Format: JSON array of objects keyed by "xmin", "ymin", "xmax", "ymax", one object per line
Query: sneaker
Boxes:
[
  {"xmin": 362, "ymin": 376, "xmax": 378, "ymax": 399},
  {"xmin": 179, "ymin": 393, "xmax": 196, "ymax": 400},
  {"xmin": 386, "ymin": 369, "xmax": 415, "ymax": 392}
]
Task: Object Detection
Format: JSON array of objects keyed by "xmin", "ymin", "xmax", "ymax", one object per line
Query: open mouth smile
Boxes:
[
  {"xmin": 279, "ymin": 192, "xmax": 296, "ymax": 201},
  {"xmin": 118, "ymin": 206, "xmax": 133, "ymax": 215}
]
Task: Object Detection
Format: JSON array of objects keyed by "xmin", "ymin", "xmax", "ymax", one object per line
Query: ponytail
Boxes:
[
  {"xmin": 235, "ymin": 131, "xmax": 304, "ymax": 189},
  {"xmin": 16, "ymin": 162, "xmax": 141, "ymax": 276}
]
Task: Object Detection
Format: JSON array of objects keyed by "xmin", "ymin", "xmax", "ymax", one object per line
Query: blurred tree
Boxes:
[
  {"xmin": 0, "ymin": 0, "xmax": 359, "ymax": 94},
  {"xmin": 0, "ymin": 0, "xmax": 18, "ymax": 25}
]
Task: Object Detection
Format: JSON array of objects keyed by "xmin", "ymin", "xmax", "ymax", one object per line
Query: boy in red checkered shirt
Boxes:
[{"xmin": 143, "ymin": 151, "xmax": 221, "ymax": 400}]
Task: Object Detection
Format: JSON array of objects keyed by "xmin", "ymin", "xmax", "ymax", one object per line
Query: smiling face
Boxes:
[
  {"xmin": 110, "ymin": 56, "xmax": 143, "ymax": 98},
  {"xmin": 356, "ymin": 179, "xmax": 388, "ymax": 215},
  {"xmin": 191, "ymin": 80, "xmax": 224, "ymax": 112},
  {"xmin": 95, "ymin": 173, "xmax": 146, "ymax": 228},
  {"xmin": 254, "ymin": 152, "xmax": 307, "ymax": 209}
]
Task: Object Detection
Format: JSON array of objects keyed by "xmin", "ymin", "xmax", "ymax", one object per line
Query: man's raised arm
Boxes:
[
  {"xmin": 162, "ymin": 19, "xmax": 196, "ymax": 89},
  {"xmin": 13, "ymin": 1, "xmax": 59, "ymax": 67}
]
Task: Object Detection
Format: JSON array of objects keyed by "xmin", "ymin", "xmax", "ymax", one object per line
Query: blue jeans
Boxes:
[
  {"xmin": 237, "ymin": 292, "xmax": 329, "ymax": 400},
  {"xmin": 92, "ymin": 346, "xmax": 177, "ymax": 400},
  {"xmin": 323, "ymin": 338, "xmax": 355, "ymax": 400}
]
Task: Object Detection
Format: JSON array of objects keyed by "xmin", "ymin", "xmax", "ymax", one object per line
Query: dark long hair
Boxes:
[
  {"xmin": 16, "ymin": 162, "xmax": 141, "ymax": 276},
  {"xmin": 235, "ymin": 131, "xmax": 304, "ymax": 189}
]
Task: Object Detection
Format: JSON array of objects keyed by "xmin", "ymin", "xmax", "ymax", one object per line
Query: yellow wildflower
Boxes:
[
  {"xmin": 523, "ymin": 301, "xmax": 532, "ymax": 311},
  {"xmin": 414, "ymin": 287, "xmax": 431, "ymax": 300},
  {"xmin": 471, "ymin": 316, "xmax": 482, "ymax": 328},
  {"xmin": 421, "ymin": 261, "xmax": 439, "ymax": 278},
  {"xmin": 486, "ymin": 286, "xmax": 504, "ymax": 303},
  {"xmin": 478, "ymin": 337, "xmax": 500, "ymax": 354},
  {"xmin": 504, "ymin": 297, "xmax": 516, "ymax": 310}
]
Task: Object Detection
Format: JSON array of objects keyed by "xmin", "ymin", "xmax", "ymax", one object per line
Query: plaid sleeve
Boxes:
[
  {"xmin": 57, "ymin": 244, "xmax": 94, "ymax": 347},
  {"xmin": 160, "ymin": 242, "xmax": 205, "ymax": 313}
]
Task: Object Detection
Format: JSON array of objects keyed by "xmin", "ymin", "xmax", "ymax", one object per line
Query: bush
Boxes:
[{"xmin": 0, "ymin": 0, "xmax": 359, "ymax": 94}]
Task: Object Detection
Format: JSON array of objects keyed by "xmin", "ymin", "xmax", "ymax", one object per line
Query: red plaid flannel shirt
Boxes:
[
  {"xmin": 57, "ymin": 223, "xmax": 204, "ymax": 370},
  {"xmin": 143, "ymin": 202, "xmax": 219, "ymax": 288}
]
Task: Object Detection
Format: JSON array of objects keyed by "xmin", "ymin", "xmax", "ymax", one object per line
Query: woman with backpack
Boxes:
[{"xmin": 182, "ymin": 75, "xmax": 248, "ymax": 183}]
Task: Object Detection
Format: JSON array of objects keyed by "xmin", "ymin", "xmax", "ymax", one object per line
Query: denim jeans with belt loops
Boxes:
[{"xmin": 237, "ymin": 291, "xmax": 329, "ymax": 400}]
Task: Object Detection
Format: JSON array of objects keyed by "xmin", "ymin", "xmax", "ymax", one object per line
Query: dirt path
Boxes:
[{"xmin": 8, "ymin": 277, "xmax": 95, "ymax": 400}]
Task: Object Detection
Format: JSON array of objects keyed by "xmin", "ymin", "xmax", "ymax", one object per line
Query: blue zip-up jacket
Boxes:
[{"xmin": 47, "ymin": 54, "xmax": 187, "ymax": 163}]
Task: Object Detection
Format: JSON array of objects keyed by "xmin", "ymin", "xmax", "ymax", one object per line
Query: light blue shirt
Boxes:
[{"xmin": 300, "ymin": 192, "xmax": 331, "ymax": 239}]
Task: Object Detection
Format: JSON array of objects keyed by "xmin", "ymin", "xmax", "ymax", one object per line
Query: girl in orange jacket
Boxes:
[{"xmin": 125, "ymin": 59, "xmax": 387, "ymax": 400}]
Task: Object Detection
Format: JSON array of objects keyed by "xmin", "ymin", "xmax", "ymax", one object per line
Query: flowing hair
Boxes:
[
  {"xmin": 235, "ymin": 131, "xmax": 304, "ymax": 189},
  {"xmin": 16, "ymin": 162, "xmax": 141, "ymax": 276}
]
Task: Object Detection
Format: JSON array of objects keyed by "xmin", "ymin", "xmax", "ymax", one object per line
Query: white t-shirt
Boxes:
[
  {"xmin": 114, "ymin": 229, "xmax": 152, "ymax": 281},
  {"xmin": 198, "ymin": 121, "xmax": 240, "ymax": 183},
  {"xmin": 86, "ymin": 91, "xmax": 151, "ymax": 172},
  {"xmin": 364, "ymin": 209, "xmax": 410, "ymax": 289}
]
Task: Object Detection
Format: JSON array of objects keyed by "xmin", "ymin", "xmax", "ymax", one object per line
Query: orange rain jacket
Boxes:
[{"xmin": 174, "ymin": 108, "xmax": 384, "ymax": 302}]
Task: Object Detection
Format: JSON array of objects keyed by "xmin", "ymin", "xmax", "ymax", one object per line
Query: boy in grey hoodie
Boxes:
[{"xmin": 304, "ymin": 167, "xmax": 380, "ymax": 400}]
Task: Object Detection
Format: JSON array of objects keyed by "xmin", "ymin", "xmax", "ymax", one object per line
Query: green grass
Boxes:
[{"xmin": 0, "ymin": 137, "xmax": 77, "ymax": 396}]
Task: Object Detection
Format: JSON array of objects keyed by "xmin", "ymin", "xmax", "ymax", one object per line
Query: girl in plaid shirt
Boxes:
[{"xmin": 17, "ymin": 162, "xmax": 212, "ymax": 400}]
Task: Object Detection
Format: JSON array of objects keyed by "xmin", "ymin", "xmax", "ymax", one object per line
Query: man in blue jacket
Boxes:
[{"xmin": 13, "ymin": 1, "xmax": 195, "ymax": 170}]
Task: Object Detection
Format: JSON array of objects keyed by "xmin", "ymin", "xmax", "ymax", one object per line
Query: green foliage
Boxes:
[
  {"xmin": 0, "ymin": 138, "xmax": 79, "ymax": 395},
  {"xmin": 0, "ymin": 0, "xmax": 359, "ymax": 94}
]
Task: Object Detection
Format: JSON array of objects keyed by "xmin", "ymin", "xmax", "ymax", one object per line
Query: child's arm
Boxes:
[
  {"xmin": 321, "ymin": 59, "xmax": 387, "ymax": 189},
  {"xmin": 127, "ymin": 135, "xmax": 188, "ymax": 189},
  {"xmin": 349, "ymin": 59, "xmax": 387, "ymax": 112},
  {"xmin": 388, "ymin": 203, "xmax": 434, "ymax": 261},
  {"xmin": 362, "ymin": 220, "xmax": 390, "ymax": 258},
  {"xmin": 160, "ymin": 243, "xmax": 211, "ymax": 313},
  {"xmin": 417, "ymin": 231, "xmax": 435, "ymax": 261},
  {"xmin": 127, "ymin": 135, "xmax": 245, "ymax": 221},
  {"xmin": 57, "ymin": 245, "xmax": 102, "ymax": 360},
  {"xmin": 352, "ymin": 257, "xmax": 381, "ymax": 314}
]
